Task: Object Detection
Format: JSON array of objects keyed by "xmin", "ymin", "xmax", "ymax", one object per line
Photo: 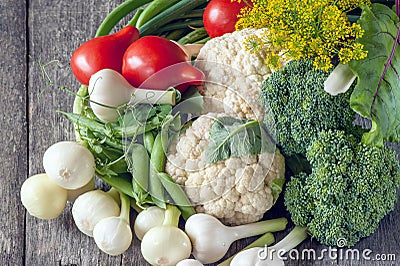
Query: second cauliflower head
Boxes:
[{"xmin": 165, "ymin": 113, "xmax": 285, "ymax": 225}]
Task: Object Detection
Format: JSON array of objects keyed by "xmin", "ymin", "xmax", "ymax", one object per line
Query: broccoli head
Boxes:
[
  {"xmin": 284, "ymin": 130, "xmax": 400, "ymax": 247},
  {"xmin": 260, "ymin": 58, "xmax": 357, "ymax": 156}
]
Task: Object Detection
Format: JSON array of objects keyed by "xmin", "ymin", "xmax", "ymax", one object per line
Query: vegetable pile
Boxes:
[{"xmin": 20, "ymin": 0, "xmax": 400, "ymax": 265}]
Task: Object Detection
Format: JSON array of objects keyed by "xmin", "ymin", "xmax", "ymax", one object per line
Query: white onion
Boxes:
[
  {"xmin": 43, "ymin": 141, "xmax": 95, "ymax": 189},
  {"xmin": 134, "ymin": 206, "xmax": 165, "ymax": 240},
  {"xmin": 20, "ymin": 173, "xmax": 67, "ymax": 219},
  {"xmin": 72, "ymin": 189, "xmax": 120, "ymax": 237}
]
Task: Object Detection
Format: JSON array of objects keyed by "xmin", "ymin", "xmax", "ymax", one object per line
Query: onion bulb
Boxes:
[
  {"xmin": 141, "ymin": 205, "xmax": 191, "ymax": 266},
  {"xmin": 134, "ymin": 206, "xmax": 165, "ymax": 240},
  {"xmin": 20, "ymin": 173, "xmax": 67, "ymax": 219},
  {"xmin": 43, "ymin": 141, "xmax": 95, "ymax": 189},
  {"xmin": 93, "ymin": 191, "xmax": 132, "ymax": 256},
  {"xmin": 72, "ymin": 189, "xmax": 120, "ymax": 237}
]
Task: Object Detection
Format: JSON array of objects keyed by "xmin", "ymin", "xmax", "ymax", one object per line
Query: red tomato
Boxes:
[
  {"xmin": 203, "ymin": 0, "xmax": 252, "ymax": 38},
  {"xmin": 71, "ymin": 26, "xmax": 139, "ymax": 85},
  {"xmin": 122, "ymin": 36, "xmax": 204, "ymax": 93}
]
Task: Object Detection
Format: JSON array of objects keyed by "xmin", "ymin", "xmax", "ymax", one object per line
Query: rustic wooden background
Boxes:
[{"xmin": 1, "ymin": 0, "xmax": 399, "ymax": 265}]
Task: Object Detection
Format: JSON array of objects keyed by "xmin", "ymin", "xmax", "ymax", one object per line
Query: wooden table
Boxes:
[{"xmin": 1, "ymin": 0, "xmax": 399, "ymax": 265}]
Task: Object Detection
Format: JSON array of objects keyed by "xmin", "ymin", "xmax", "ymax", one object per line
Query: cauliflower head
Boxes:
[
  {"xmin": 195, "ymin": 28, "xmax": 289, "ymax": 120},
  {"xmin": 165, "ymin": 113, "xmax": 285, "ymax": 225}
]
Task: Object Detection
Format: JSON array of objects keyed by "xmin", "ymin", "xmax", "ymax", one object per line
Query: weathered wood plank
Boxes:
[
  {"xmin": 25, "ymin": 0, "xmax": 131, "ymax": 265},
  {"xmin": 0, "ymin": 0, "xmax": 27, "ymax": 264}
]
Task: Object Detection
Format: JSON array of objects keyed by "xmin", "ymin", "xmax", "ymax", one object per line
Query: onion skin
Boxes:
[
  {"xmin": 43, "ymin": 141, "xmax": 95, "ymax": 190},
  {"xmin": 20, "ymin": 173, "xmax": 68, "ymax": 220},
  {"xmin": 72, "ymin": 190, "xmax": 120, "ymax": 237}
]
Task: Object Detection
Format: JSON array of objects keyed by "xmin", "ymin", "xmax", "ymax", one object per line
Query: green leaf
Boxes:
[
  {"xmin": 348, "ymin": 4, "xmax": 400, "ymax": 146},
  {"xmin": 205, "ymin": 117, "xmax": 274, "ymax": 164},
  {"xmin": 270, "ymin": 177, "xmax": 285, "ymax": 204}
]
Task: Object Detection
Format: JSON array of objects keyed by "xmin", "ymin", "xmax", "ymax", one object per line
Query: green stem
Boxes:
[
  {"xmin": 155, "ymin": 20, "xmax": 204, "ymax": 34},
  {"xmin": 96, "ymin": 0, "xmax": 153, "ymax": 37},
  {"xmin": 107, "ymin": 187, "xmax": 121, "ymax": 205},
  {"xmin": 130, "ymin": 198, "xmax": 143, "ymax": 213},
  {"xmin": 193, "ymin": 36, "xmax": 210, "ymax": 44},
  {"xmin": 218, "ymin": 232, "xmax": 275, "ymax": 266},
  {"xmin": 162, "ymin": 205, "xmax": 181, "ymax": 227},
  {"xmin": 177, "ymin": 27, "xmax": 208, "ymax": 45},
  {"xmin": 127, "ymin": 8, "xmax": 144, "ymax": 27},
  {"xmin": 72, "ymin": 85, "xmax": 88, "ymax": 142},
  {"xmin": 139, "ymin": 0, "xmax": 208, "ymax": 36},
  {"xmin": 271, "ymin": 226, "xmax": 308, "ymax": 253},
  {"xmin": 229, "ymin": 218, "xmax": 288, "ymax": 240},
  {"xmin": 177, "ymin": 8, "xmax": 204, "ymax": 19},
  {"xmin": 119, "ymin": 191, "xmax": 131, "ymax": 224},
  {"xmin": 97, "ymin": 171, "xmax": 135, "ymax": 199}
]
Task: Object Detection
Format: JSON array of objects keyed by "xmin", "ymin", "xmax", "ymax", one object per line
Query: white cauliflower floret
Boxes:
[
  {"xmin": 165, "ymin": 113, "xmax": 285, "ymax": 225},
  {"xmin": 195, "ymin": 28, "xmax": 289, "ymax": 120}
]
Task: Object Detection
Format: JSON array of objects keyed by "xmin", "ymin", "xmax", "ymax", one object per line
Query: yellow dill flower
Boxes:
[{"xmin": 235, "ymin": 0, "xmax": 369, "ymax": 71}]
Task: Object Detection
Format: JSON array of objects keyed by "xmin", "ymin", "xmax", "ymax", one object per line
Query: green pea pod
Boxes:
[
  {"xmin": 144, "ymin": 131, "xmax": 155, "ymax": 154},
  {"xmin": 158, "ymin": 172, "xmax": 195, "ymax": 220},
  {"xmin": 136, "ymin": 0, "xmax": 181, "ymax": 28},
  {"xmin": 128, "ymin": 143, "xmax": 150, "ymax": 192},
  {"xmin": 149, "ymin": 133, "xmax": 167, "ymax": 208}
]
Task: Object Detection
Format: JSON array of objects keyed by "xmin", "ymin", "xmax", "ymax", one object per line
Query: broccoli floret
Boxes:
[
  {"xmin": 284, "ymin": 130, "xmax": 400, "ymax": 247},
  {"xmin": 260, "ymin": 58, "xmax": 357, "ymax": 156}
]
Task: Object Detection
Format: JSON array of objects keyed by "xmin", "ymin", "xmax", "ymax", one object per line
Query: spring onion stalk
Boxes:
[
  {"xmin": 135, "ymin": 0, "xmax": 181, "ymax": 28},
  {"xmin": 72, "ymin": 189, "xmax": 121, "ymax": 237},
  {"xmin": 127, "ymin": 8, "xmax": 144, "ymax": 27},
  {"xmin": 230, "ymin": 226, "xmax": 308, "ymax": 266},
  {"xmin": 324, "ymin": 63, "xmax": 356, "ymax": 96},
  {"xmin": 95, "ymin": 0, "xmax": 153, "ymax": 37},
  {"xmin": 139, "ymin": 0, "xmax": 208, "ymax": 36},
  {"xmin": 141, "ymin": 205, "xmax": 192, "ymax": 266},
  {"xmin": 93, "ymin": 191, "xmax": 133, "ymax": 256},
  {"xmin": 177, "ymin": 28, "xmax": 208, "ymax": 45},
  {"xmin": 217, "ymin": 232, "xmax": 275, "ymax": 266},
  {"xmin": 185, "ymin": 213, "xmax": 288, "ymax": 264}
]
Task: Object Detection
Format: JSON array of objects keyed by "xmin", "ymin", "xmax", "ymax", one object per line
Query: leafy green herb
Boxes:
[
  {"xmin": 205, "ymin": 117, "xmax": 274, "ymax": 164},
  {"xmin": 348, "ymin": 3, "xmax": 400, "ymax": 146}
]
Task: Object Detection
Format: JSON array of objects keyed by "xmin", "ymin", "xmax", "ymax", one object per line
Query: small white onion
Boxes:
[
  {"xmin": 43, "ymin": 141, "xmax": 95, "ymax": 189},
  {"xmin": 134, "ymin": 206, "xmax": 165, "ymax": 240},
  {"xmin": 176, "ymin": 259, "xmax": 204, "ymax": 266},
  {"xmin": 72, "ymin": 190, "xmax": 120, "ymax": 237},
  {"xmin": 20, "ymin": 173, "xmax": 67, "ymax": 219},
  {"xmin": 141, "ymin": 225, "xmax": 192, "ymax": 266},
  {"xmin": 93, "ymin": 216, "xmax": 133, "ymax": 256}
]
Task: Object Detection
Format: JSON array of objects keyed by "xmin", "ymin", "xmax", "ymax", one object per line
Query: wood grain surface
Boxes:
[{"xmin": 1, "ymin": 0, "xmax": 399, "ymax": 265}]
